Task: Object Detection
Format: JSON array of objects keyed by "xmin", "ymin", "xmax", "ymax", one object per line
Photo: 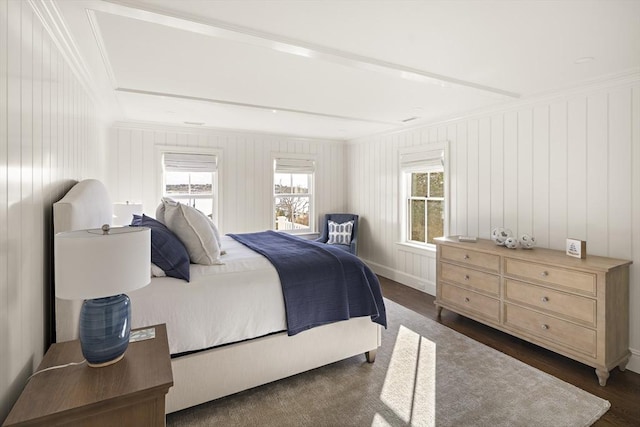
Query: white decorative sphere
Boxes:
[
  {"xmin": 491, "ymin": 227, "xmax": 513, "ymax": 246},
  {"xmin": 519, "ymin": 234, "xmax": 536, "ymax": 249},
  {"xmin": 504, "ymin": 237, "xmax": 519, "ymax": 249}
]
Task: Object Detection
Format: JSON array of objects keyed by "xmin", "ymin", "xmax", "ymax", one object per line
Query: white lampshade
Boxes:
[
  {"xmin": 113, "ymin": 202, "xmax": 143, "ymax": 226},
  {"xmin": 55, "ymin": 226, "xmax": 151, "ymax": 300}
]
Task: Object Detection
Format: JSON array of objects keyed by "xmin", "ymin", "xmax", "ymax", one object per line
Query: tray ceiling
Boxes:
[{"xmin": 53, "ymin": 0, "xmax": 640, "ymax": 140}]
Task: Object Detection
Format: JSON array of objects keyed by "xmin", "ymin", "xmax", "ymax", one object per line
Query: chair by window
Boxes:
[{"xmin": 315, "ymin": 213, "xmax": 359, "ymax": 255}]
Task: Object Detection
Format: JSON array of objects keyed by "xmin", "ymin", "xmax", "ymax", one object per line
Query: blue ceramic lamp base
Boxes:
[{"xmin": 79, "ymin": 294, "xmax": 132, "ymax": 367}]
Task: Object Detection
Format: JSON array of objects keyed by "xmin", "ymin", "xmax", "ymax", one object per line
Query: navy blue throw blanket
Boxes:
[{"xmin": 228, "ymin": 231, "xmax": 387, "ymax": 336}]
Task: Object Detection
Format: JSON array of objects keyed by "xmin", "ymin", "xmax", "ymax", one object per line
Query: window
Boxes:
[
  {"xmin": 273, "ymin": 156, "xmax": 315, "ymax": 233},
  {"xmin": 162, "ymin": 151, "xmax": 218, "ymax": 219},
  {"xmin": 400, "ymin": 146, "xmax": 447, "ymax": 246}
]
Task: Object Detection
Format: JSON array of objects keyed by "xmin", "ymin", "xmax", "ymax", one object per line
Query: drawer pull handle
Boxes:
[
  {"xmin": 464, "ymin": 275, "xmax": 470, "ymax": 281},
  {"xmin": 541, "ymin": 324, "xmax": 549, "ymax": 330},
  {"xmin": 463, "ymin": 254, "xmax": 470, "ymax": 260},
  {"xmin": 541, "ymin": 296, "xmax": 549, "ymax": 303},
  {"xmin": 464, "ymin": 297, "xmax": 470, "ymax": 303},
  {"xmin": 541, "ymin": 271, "xmax": 549, "ymax": 277}
]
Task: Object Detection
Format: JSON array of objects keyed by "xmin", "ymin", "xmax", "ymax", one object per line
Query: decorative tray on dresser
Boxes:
[{"xmin": 434, "ymin": 236, "xmax": 632, "ymax": 386}]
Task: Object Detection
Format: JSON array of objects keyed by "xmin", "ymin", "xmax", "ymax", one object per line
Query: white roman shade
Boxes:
[
  {"xmin": 164, "ymin": 153, "xmax": 218, "ymax": 173},
  {"xmin": 400, "ymin": 149, "xmax": 444, "ymax": 173},
  {"xmin": 274, "ymin": 158, "xmax": 315, "ymax": 174}
]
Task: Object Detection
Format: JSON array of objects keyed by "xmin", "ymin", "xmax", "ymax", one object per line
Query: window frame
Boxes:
[
  {"xmin": 156, "ymin": 146, "xmax": 223, "ymax": 228},
  {"xmin": 399, "ymin": 143, "xmax": 449, "ymax": 249},
  {"xmin": 272, "ymin": 153, "xmax": 316, "ymax": 235}
]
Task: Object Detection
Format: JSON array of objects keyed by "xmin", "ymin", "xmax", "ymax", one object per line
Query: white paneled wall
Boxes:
[
  {"xmin": 348, "ymin": 78, "xmax": 640, "ymax": 373},
  {"xmin": 108, "ymin": 123, "xmax": 347, "ymax": 234},
  {"xmin": 0, "ymin": 1, "xmax": 106, "ymax": 422}
]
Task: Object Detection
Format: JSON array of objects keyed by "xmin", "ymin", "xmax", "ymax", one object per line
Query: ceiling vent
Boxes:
[
  {"xmin": 401, "ymin": 116, "xmax": 419, "ymax": 123},
  {"xmin": 183, "ymin": 121, "xmax": 204, "ymax": 126}
]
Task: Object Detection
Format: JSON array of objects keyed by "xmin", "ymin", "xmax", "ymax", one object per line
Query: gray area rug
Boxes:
[{"xmin": 167, "ymin": 298, "xmax": 610, "ymax": 426}]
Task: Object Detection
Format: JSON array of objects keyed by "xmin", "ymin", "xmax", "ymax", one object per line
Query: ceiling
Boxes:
[{"xmin": 53, "ymin": 0, "xmax": 640, "ymax": 140}]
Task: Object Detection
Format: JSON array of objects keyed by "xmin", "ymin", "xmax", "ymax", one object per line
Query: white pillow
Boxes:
[
  {"xmin": 209, "ymin": 217, "xmax": 224, "ymax": 253},
  {"xmin": 327, "ymin": 220, "xmax": 353, "ymax": 245},
  {"xmin": 157, "ymin": 197, "xmax": 224, "ymax": 253},
  {"xmin": 163, "ymin": 199, "xmax": 223, "ymax": 265},
  {"xmin": 155, "ymin": 197, "xmax": 175, "ymax": 224},
  {"xmin": 198, "ymin": 211, "xmax": 226, "ymax": 256},
  {"xmin": 150, "ymin": 263, "xmax": 166, "ymax": 278}
]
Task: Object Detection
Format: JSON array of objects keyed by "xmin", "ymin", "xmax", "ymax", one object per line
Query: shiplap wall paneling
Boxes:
[
  {"xmin": 532, "ymin": 106, "xmax": 550, "ymax": 247},
  {"xmin": 606, "ymin": 88, "xmax": 632, "ymax": 259},
  {"xmin": 129, "ymin": 129, "xmax": 144, "ymax": 207},
  {"xmin": 587, "ymin": 92, "xmax": 610, "ymax": 252},
  {"xmin": 478, "ymin": 118, "xmax": 492, "ymax": 240},
  {"xmin": 346, "ymin": 130, "xmax": 438, "ymax": 292},
  {"xmin": 347, "ymin": 79, "xmax": 640, "ymax": 374},
  {"xmin": 108, "ymin": 125, "xmax": 347, "ymax": 235},
  {"xmin": 456, "ymin": 122, "xmax": 469, "ymax": 236},
  {"xmin": 489, "ymin": 115, "xmax": 505, "ymax": 236},
  {"xmin": 566, "ymin": 96, "xmax": 588, "ymax": 240},
  {"xmin": 548, "ymin": 101, "xmax": 568, "ymax": 250},
  {"xmin": 141, "ymin": 130, "xmax": 155, "ymax": 210},
  {"xmin": 631, "ymin": 85, "xmax": 640, "ymax": 373},
  {"xmin": 0, "ymin": 1, "xmax": 106, "ymax": 422},
  {"xmin": 466, "ymin": 120, "xmax": 480, "ymax": 238},
  {"xmin": 502, "ymin": 111, "xmax": 519, "ymax": 238},
  {"xmin": 517, "ymin": 110, "xmax": 534, "ymax": 238},
  {"xmin": 0, "ymin": 1, "xmax": 9, "ymax": 419},
  {"xmin": 385, "ymin": 135, "xmax": 398, "ymax": 265}
]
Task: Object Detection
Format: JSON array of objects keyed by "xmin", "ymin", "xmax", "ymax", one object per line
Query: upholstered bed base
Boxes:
[
  {"xmin": 167, "ymin": 316, "xmax": 379, "ymax": 412},
  {"xmin": 53, "ymin": 179, "xmax": 381, "ymax": 414}
]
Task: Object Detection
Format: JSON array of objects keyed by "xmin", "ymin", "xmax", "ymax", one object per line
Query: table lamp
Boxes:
[
  {"xmin": 55, "ymin": 225, "xmax": 151, "ymax": 367},
  {"xmin": 113, "ymin": 202, "xmax": 143, "ymax": 226}
]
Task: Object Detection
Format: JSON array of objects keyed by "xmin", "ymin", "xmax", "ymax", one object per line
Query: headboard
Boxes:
[
  {"xmin": 53, "ymin": 179, "xmax": 112, "ymax": 234},
  {"xmin": 53, "ymin": 179, "xmax": 113, "ymax": 342}
]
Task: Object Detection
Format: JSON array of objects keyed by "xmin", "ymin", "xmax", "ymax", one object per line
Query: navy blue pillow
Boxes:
[
  {"xmin": 132, "ymin": 214, "xmax": 190, "ymax": 282},
  {"xmin": 131, "ymin": 214, "xmax": 142, "ymax": 226}
]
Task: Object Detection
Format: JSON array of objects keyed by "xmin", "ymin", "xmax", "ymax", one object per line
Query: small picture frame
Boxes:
[{"xmin": 566, "ymin": 238, "xmax": 586, "ymax": 259}]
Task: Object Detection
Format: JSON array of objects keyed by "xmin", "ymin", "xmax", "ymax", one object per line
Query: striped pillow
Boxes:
[{"xmin": 327, "ymin": 220, "xmax": 353, "ymax": 245}]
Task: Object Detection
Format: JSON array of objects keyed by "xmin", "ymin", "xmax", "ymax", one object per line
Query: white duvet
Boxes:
[{"xmin": 127, "ymin": 235, "xmax": 287, "ymax": 355}]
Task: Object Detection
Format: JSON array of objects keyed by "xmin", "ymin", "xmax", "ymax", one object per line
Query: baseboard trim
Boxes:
[
  {"xmin": 363, "ymin": 259, "xmax": 435, "ymax": 296},
  {"xmin": 626, "ymin": 348, "xmax": 640, "ymax": 374}
]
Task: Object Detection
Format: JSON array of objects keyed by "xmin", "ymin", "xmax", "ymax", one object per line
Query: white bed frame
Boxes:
[{"xmin": 53, "ymin": 179, "xmax": 382, "ymax": 413}]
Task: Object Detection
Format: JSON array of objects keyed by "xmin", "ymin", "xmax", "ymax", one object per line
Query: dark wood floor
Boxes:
[{"xmin": 380, "ymin": 276, "xmax": 640, "ymax": 426}]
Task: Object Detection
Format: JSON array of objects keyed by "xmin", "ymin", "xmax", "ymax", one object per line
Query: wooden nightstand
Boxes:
[{"xmin": 3, "ymin": 324, "xmax": 173, "ymax": 426}]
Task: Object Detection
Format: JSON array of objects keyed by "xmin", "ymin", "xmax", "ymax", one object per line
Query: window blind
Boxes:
[
  {"xmin": 274, "ymin": 158, "xmax": 315, "ymax": 174},
  {"xmin": 163, "ymin": 153, "xmax": 217, "ymax": 173},
  {"xmin": 400, "ymin": 149, "xmax": 444, "ymax": 173}
]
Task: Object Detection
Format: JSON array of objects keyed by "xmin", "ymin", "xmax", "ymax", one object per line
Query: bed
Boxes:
[{"xmin": 53, "ymin": 179, "xmax": 384, "ymax": 413}]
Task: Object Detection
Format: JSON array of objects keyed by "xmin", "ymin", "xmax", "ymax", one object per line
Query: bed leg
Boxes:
[{"xmin": 365, "ymin": 349, "xmax": 377, "ymax": 363}]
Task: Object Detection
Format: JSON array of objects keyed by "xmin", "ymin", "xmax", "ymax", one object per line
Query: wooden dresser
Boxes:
[{"xmin": 434, "ymin": 236, "xmax": 631, "ymax": 386}]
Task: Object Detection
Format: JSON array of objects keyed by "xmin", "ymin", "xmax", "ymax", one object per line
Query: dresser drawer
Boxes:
[
  {"xmin": 440, "ymin": 283, "xmax": 500, "ymax": 322},
  {"xmin": 440, "ymin": 246, "xmax": 500, "ymax": 273},
  {"xmin": 504, "ymin": 280, "xmax": 596, "ymax": 327},
  {"xmin": 504, "ymin": 258, "xmax": 596, "ymax": 296},
  {"xmin": 504, "ymin": 303, "xmax": 596, "ymax": 357},
  {"xmin": 440, "ymin": 262, "xmax": 500, "ymax": 296}
]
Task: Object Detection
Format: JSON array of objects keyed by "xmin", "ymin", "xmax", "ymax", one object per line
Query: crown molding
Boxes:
[
  {"xmin": 522, "ymin": 68, "xmax": 640, "ymax": 102},
  {"xmin": 28, "ymin": 0, "xmax": 107, "ymax": 112}
]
